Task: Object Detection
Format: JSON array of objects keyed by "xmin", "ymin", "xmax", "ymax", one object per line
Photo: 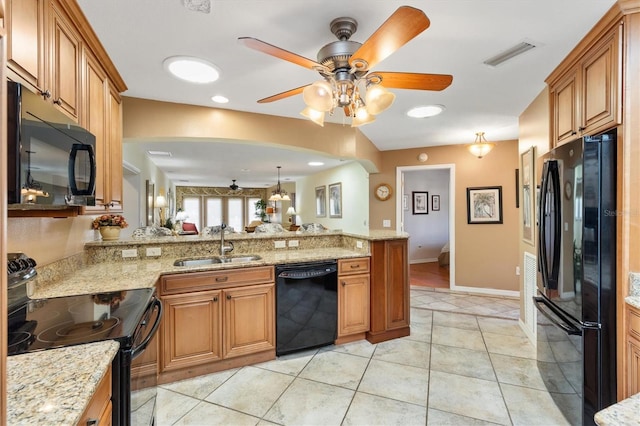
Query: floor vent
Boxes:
[{"xmin": 523, "ymin": 252, "xmax": 537, "ymax": 337}]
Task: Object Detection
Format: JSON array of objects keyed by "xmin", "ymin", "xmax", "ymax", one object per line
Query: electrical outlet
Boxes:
[
  {"xmin": 122, "ymin": 249, "xmax": 138, "ymax": 258},
  {"xmin": 356, "ymin": 241, "xmax": 363, "ymax": 249},
  {"xmin": 383, "ymin": 219, "xmax": 391, "ymax": 227},
  {"xmin": 288, "ymin": 240, "xmax": 299, "ymax": 247},
  {"xmin": 274, "ymin": 240, "xmax": 287, "ymax": 248},
  {"xmin": 146, "ymin": 247, "xmax": 161, "ymax": 257},
  {"xmin": 516, "ymin": 266, "xmax": 521, "ymax": 276}
]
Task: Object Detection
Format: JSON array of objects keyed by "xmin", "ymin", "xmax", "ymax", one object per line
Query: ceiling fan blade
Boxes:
[
  {"xmin": 349, "ymin": 6, "xmax": 430, "ymax": 72},
  {"xmin": 238, "ymin": 37, "xmax": 330, "ymax": 73},
  {"xmin": 257, "ymin": 85, "xmax": 308, "ymax": 103},
  {"xmin": 371, "ymin": 72, "xmax": 453, "ymax": 91}
]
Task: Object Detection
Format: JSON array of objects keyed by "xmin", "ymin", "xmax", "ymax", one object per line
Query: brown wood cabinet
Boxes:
[
  {"xmin": 223, "ymin": 284, "xmax": 275, "ymax": 358},
  {"xmin": 337, "ymin": 258, "xmax": 370, "ymax": 339},
  {"xmin": 627, "ymin": 305, "xmax": 640, "ymax": 396},
  {"xmin": 79, "ymin": 366, "xmax": 112, "ymax": 426},
  {"xmin": 367, "ymin": 239, "xmax": 410, "ymax": 343},
  {"xmin": 548, "ymin": 21, "xmax": 622, "ymax": 146},
  {"xmin": 158, "ymin": 267, "xmax": 275, "ymax": 383},
  {"xmin": 6, "ymin": 0, "xmax": 45, "ymax": 89}
]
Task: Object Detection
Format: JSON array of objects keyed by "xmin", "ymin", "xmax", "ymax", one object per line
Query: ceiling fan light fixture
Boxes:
[
  {"xmin": 365, "ymin": 85, "xmax": 395, "ymax": 115},
  {"xmin": 407, "ymin": 105, "xmax": 445, "ymax": 118},
  {"xmin": 163, "ymin": 56, "xmax": 220, "ymax": 84},
  {"xmin": 300, "ymin": 107, "xmax": 325, "ymax": 126},
  {"xmin": 351, "ymin": 106, "xmax": 375, "ymax": 127},
  {"xmin": 467, "ymin": 132, "xmax": 496, "ymax": 158},
  {"xmin": 303, "ymin": 80, "xmax": 334, "ymax": 112}
]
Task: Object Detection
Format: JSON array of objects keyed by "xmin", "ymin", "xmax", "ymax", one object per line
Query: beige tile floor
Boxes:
[{"xmin": 149, "ymin": 286, "xmax": 576, "ymax": 425}]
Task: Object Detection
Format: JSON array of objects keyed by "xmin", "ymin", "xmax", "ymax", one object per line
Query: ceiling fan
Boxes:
[
  {"xmin": 238, "ymin": 6, "xmax": 453, "ymax": 126},
  {"xmin": 229, "ymin": 179, "xmax": 240, "ymax": 190}
]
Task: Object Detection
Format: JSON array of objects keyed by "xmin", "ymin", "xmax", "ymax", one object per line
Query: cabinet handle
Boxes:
[
  {"xmin": 226, "ymin": 294, "xmax": 232, "ymax": 300},
  {"xmin": 215, "ymin": 276, "xmax": 228, "ymax": 282},
  {"xmin": 53, "ymin": 98, "xmax": 62, "ymax": 105},
  {"xmin": 213, "ymin": 296, "xmax": 218, "ymax": 302},
  {"xmin": 342, "ymin": 281, "xmax": 346, "ymax": 286},
  {"xmin": 578, "ymin": 126, "xmax": 586, "ymax": 132},
  {"xmin": 350, "ymin": 264, "xmax": 359, "ymax": 269},
  {"xmin": 86, "ymin": 420, "xmax": 98, "ymax": 426},
  {"xmin": 40, "ymin": 89, "xmax": 51, "ymax": 99},
  {"xmin": 570, "ymin": 130, "xmax": 577, "ymax": 136}
]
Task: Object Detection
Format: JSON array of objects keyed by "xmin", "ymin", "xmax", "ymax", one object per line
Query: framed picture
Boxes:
[
  {"xmin": 146, "ymin": 180, "xmax": 155, "ymax": 226},
  {"xmin": 432, "ymin": 195, "xmax": 440, "ymax": 211},
  {"xmin": 521, "ymin": 147, "xmax": 535, "ymax": 244},
  {"xmin": 412, "ymin": 191, "xmax": 429, "ymax": 215},
  {"xmin": 329, "ymin": 182, "xmax": 342, "ymax": 218},
  {"xmin": 315, "ymin": 186, "xmax": 326, "ymax": 217},
  {"xmin": 403, "ymin": 194, "xmax": 409, "ymax": 211},
  {"xmin": 466, "ymin": 186, "xmax": 503, "ymax": 224}
]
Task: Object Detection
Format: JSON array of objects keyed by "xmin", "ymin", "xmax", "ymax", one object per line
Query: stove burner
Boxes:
[
  {"xmin": 8, "ymin": 331, "xmax": 34, "ymax": 355},
  {"xmin": 37, "ymin": 317, "xmax": 120, "ymax": 344}
]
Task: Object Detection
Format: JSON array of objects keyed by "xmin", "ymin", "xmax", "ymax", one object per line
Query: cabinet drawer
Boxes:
[
  {"xmin": 629, "ymin": 306, "xmax": 640, "ymax": 341},
  {"xmin": 79, "ymin": 367, "xmax": 112, "ymax": 426},
  {"xmin": 161, "ymin": 266, "xmax": 274, "ymax": 295},
  {"xmin": 338, "ymin": 257, "xmax": 370, "ymax": 276}
]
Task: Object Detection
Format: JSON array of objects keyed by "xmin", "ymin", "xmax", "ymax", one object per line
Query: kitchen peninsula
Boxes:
[{"xmin": 7, "ymin": 230, "xmax": 409, "ymax": 424}]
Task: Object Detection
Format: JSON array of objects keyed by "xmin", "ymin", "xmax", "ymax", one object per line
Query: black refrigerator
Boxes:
[{"xmin": 534, "ymin": 129, "xmax": 617, "ymax": 426}]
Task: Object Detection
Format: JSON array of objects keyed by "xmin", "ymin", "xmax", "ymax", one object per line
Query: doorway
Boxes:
[
  {"xmin": 396, "ymin": 164, "xmax": 455, "ymax": 289},
  {"xmin": 122, "ymin": 161, "xmax": 142, "ymax": 239}
]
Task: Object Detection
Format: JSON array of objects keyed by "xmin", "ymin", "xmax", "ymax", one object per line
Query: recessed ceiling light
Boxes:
[
  {"xmin": 308, "ymin": 161, "xmax": 324, "ymax": 166},
  {"xmin": 163, "ymin": 56, "xmax": 220, "ymax": 84},
  {"xmin": 211, "ymin": 95, "xmax": 229, "ymax": 104},
  {"xmin": 407, "ymin": 105, "xmax": 445, "ymax": 118},
  {"xmin": 147, "ymin": 150, "xmax": 172, "ymax": 156}
]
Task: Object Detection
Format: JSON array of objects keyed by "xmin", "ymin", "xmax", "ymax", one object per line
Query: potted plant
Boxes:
[
  {"xmin": 92, "ymin": 214, "xmax": 128, "ymax": 241},
  {"xmin": 254, "ymin": 199, "xmax": 268, "ymax": 222}
]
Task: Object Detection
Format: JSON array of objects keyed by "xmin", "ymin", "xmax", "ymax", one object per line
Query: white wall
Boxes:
[
  {"xmin": 403, "ymin": 169, "xmax": 450, "ymax": 262},
  {"xmin": 297, "ymin": 161, "xmax": 369, "ymax": 234}
]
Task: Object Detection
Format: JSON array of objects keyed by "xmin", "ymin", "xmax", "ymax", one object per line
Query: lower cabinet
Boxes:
[
  {"xmin": 158, "ymin": 267, "xmax": 275, "ymax": 382},
  {"xmin": 338, "ymin": 258, "xmax": 370, "ymax": 339},
  {"xmin": 627, "ymin": 305, "xmax": 640, "ymax": 396},
  {"xmin": 79, "ymin": 366, "xmax": 112, "ymax": 426}
]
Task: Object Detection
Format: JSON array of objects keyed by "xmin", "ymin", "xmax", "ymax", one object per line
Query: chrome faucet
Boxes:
[{"xmin": 219, "ymin": 223, "xmax": 234, "ymax": 256}]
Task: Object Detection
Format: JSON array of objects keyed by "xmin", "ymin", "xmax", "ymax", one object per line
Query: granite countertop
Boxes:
[
  {"xmin": 594, "ymin": 392, "xmax": 640, "ymax": 425},
  {"xmin": 32, "ymin": 247, "xmax": 366, "ymax": 298},
  {"xmin": 626, "ymin": 272, "xmax": 640, "ymax": 309},
  {"xmin": 7, "ymin": 341, "xmax": 119, "ymax": 425}
]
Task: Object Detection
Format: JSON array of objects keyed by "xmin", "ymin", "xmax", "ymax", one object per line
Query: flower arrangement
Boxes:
[{"xmin": 92, "ymin": 214, "xmax": 128, "ymax": 229}]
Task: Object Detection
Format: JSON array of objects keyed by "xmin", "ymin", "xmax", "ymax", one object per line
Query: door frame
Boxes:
[{"xmin": 396, "ymin": 164, "xmax": 456, "ymax": 288}]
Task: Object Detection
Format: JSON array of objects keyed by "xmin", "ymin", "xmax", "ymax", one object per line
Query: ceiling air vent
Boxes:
[{"xmin": 483, "ymin": 41, "xmax": 537, "ymax": 67}]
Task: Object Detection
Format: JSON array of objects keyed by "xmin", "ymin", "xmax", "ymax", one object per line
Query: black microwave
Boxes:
[{"xmin": 7, "ymin": 81, "xmax": 96, "ymax": 209}]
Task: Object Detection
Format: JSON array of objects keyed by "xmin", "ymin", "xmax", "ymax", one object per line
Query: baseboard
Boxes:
[
  {"xmin": 449, "ymin": 284, "xmax": 520, "ymax": 298},
  {"xmin": 409, "ymin": 258, "xmax": 438, "ymax": 264}
]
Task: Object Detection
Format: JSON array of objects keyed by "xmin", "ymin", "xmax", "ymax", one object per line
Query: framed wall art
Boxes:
[
  {"xmin": 412, "ymin": 191, "xmax": 429, "ymax": 215},
  {"xmin": 432, "ymin": 195, "xmax": 440, "ymax": 211},
  {"xmin": 315, "ymin": 185, "xmax": 326, "ymax": 217},
  {"xmin": 466, "ymin": 186, "xmax": 503, "ymax": 224},
  {"xmin": 146, "ymin": 180, "xmax": 155, "ymax": 226},
  {"xmin": 329, "ymin": 182, "xmax": 342, "ymax": 218},
  {"xmin": 521, "ymin": 146, "xmax": 535, "ymax": 244}
]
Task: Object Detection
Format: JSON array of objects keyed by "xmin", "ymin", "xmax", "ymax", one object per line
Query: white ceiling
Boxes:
[{"xmin": 77, "ymin": 0, "xmax": 616, "ymax": 187}]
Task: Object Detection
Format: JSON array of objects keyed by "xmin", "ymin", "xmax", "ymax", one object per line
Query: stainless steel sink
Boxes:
[{"xmin": 173, "ymin": 255, "xmax": 261, "ymax": 267}]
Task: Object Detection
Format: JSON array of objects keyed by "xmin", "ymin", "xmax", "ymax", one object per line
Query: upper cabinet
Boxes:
[
  {"xmin": 548, "ymin": 20, "xmax": 623, "ymax": 147},
  {"xmin": 5, "ymin": 0, "xmax": 127, "ymax": 214}
]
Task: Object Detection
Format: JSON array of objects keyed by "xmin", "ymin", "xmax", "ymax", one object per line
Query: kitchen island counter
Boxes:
[{"xmin": 7, "ymin": 340, "xmax": 119, "ymax": 425}]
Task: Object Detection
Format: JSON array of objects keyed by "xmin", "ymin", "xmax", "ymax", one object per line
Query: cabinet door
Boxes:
[
  {"xmin": 385, "ymin": 239, "xmax": 410, "ymax": 330},
  {"xmin": 48, "ymin": 0, "xmax": 81, "ymax": 121},
  {"xmin": 338, "ymin": 274, "xmax": 370, "ymax": 336},
  {"xmin": 628, "ymin": 338, "xmax": 640, "ymax": 397},
  {"xmin": 107, "ymin": 82, "xmax": 123, "ymax": 209},
  {"xmin": 223, "ymin": 284, "xmax": 275, "ymax": 359},
  {"xmin": 551, "ymin": 70, "xmax": 579, "ymax": 146},
  {"xmin": 581, "ymin": 24, "xmax": 622, "ymax": 135},
  {"xmin": 161, "ymin": 290, "xmax": 222, "ymax": 372},
  {"xmin": 82, "ymin": 47, "xmax": 107, "ymax": 209},
  {"xmin": 6, "ymin": 0, "xmax": 45, "ymax": 89}
]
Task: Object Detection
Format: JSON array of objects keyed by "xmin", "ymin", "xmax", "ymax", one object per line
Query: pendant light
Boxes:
[
  {"xmin": 269, "ymin": 166, "xmax": 290, "ymax": 201},
  {"xmin": 467, "ymin": 132, "xmax": 496, "ymax": 158}
]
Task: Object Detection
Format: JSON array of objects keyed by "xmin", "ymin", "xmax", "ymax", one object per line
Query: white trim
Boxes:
[
  {"xmin": 410, "ymin": 258, "xmax": 438, "ymax": 264},
  {"xmin": 449, "ymin": 284, "xmax": 520, "ymax": 298},
  {"xmin": 123, "ymin": 160, "xmax": 141, "ymax": 174},
  {"xmin": 397, "ymin": 164, "xmax": 456, "ymax": 289},
  {"xmin": 519, "ymin": 318, "xmax": 536, "ymax": 346}
]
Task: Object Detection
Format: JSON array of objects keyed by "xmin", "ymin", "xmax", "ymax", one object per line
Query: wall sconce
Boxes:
[
  {"xmin": 467, "ymin": 132, "xmax": 496, "ymax": 158},
  {"xmin": 156, "ymin": 192, "xmax": 167, "ymax": 226}
]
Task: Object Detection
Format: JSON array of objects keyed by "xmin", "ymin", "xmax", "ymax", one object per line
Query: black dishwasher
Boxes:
[{"xmin": 275, "ymin": 261, "xmax": 338, "ymax": 355}]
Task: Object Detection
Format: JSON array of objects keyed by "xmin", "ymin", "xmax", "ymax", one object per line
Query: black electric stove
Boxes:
[{"xmin": 7, "ymin": 253, "xmax": 162, "ymax": 426}]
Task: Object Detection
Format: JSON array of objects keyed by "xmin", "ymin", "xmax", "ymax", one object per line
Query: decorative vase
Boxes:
[{"xmin": 99, "ymin": 226, "xmax": 121, "ymax": 241}]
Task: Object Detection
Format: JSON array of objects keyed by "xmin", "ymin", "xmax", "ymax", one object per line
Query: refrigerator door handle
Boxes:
[{"xmin": 533, "ymin": 296, "xmax": 582, "ymax": 335}]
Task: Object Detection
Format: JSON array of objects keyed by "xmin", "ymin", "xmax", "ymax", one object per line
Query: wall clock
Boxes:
[{"xmin": 375, "ymin": 183, "xmax": 393, "ymax": 201}]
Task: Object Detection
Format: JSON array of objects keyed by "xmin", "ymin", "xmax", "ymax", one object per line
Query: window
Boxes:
[{"xmin": 181, "ymin": 195, "xmax": 256, "ymax": 232}]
